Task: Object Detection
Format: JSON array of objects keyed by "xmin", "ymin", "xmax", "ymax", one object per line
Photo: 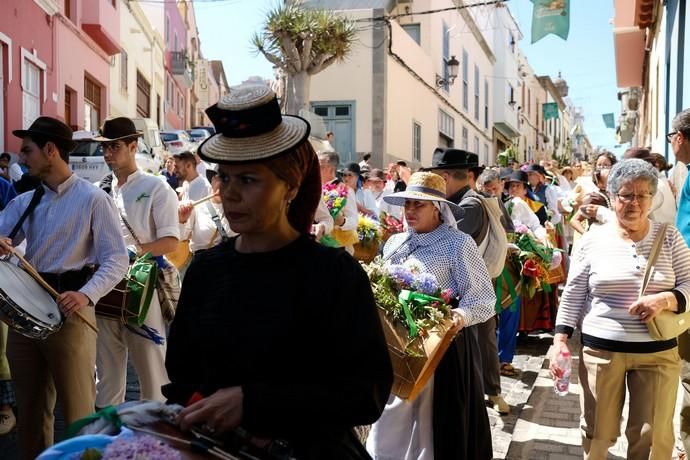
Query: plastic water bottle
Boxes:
[{"xmin": 554, "ymin": 349, "xmax": 572, "ymax": 396}]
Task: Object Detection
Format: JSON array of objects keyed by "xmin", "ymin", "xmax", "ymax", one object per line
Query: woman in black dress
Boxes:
[{"xmin": 163, "ymin": 84, "xmax": 393, "ymax": 459}]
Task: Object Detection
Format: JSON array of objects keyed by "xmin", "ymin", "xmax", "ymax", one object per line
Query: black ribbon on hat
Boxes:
[{"xmin": 205, "ymin": 96, "xmax": 282, "ymax": 138}]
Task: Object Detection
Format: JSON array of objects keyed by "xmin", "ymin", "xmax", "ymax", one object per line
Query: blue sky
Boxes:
[{"xmin": 195, "ymin": 0, "xmax": 620, "ymax": 152}]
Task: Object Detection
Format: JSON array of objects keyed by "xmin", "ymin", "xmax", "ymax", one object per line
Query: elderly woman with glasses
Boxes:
[{"xmin": 552, "ymin": 159, "xmax": 690, "ymax": 459}]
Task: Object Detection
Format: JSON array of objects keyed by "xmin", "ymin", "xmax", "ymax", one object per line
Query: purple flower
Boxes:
[
  {"xmin": 386, "ymin": 264, "xmax": 415, "ymax": 287},
  {"xmin": 411, "ymin": 272, "xmax": 439, "ymax": 295}
]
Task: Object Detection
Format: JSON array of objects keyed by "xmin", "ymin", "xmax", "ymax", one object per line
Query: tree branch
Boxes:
[
  {"xmin": 300, "ymin": 33, "xmax": 314, "ymax": 71},
  {"xmin": 279, "ymin": 32, "xmax": 303, "ymax": 73},
  {"xmin": 307, "ymin": 54, "xmax": 338, "ymax": 75}
]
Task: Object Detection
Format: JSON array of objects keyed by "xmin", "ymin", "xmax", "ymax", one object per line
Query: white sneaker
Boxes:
[
  {"xmin": 0, "ymin": 409, "xmax": 16, "ymax": 435},
  {"xmin": 488, "ymin": 395, "xmax": 510, "ymax": 415}
]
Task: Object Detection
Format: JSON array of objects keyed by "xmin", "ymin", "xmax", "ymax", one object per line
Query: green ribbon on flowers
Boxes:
[
  {"xmin": 65, "ymin": 405, "xmax": 121, "ymax": 440},
  {"xmin": 494, "ymin": 267, "xmax": 519, "ymax": 313},
  {"xmin": 398, "ymin": 290, "xmax": 445, "ymax": 337},
  {"xmin": 541, "ymin": 280, "xmax": 552, "ymax": 293},
  {"xmin": 319, "ymin": 234, "xmax": 341, "ymax": 248},
  {"xmin": 517, "ymin": 234, "xmax": 553, "ymax": 265}
]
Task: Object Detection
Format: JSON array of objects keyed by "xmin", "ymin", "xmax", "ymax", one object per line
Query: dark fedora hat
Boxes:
[
  {"xmin": 499, "ymin": 167, "xmax": 513, "ymax": 179},
  {"xmin": 505, "ymin": 170, "xmax": 529, "ymax": 185},
  {"xmin": 92, "ymin": 117, "xmax": 143, "ymax": 142},
  {"xmin": 423, "ymin": 148, "xmax": 479, "ymax": 171},
  {"xmin": 13, "ymin": 116, "xmax": 75, "ymax": 148},
  {"xmin": 525, "ymin": 164, "xmax": 547, "ymax": 176}
]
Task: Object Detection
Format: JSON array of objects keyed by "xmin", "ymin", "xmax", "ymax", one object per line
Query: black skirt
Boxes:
[{"xmin": 433, "ymin": 325, "xmax": 493, "ymax": 460}]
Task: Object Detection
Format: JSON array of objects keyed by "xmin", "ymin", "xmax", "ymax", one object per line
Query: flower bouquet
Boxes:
[
  {"xmin": 319, "ymin": 183, "xmax": 359, "ymax": 248},
  {"xmin": 364, "ymin": 259, "xmax": 461, "ymax": 401},
  {"xmin": 353, "ymin": 214, "xmax": 383, "ymax": 262},
  {"xmin": 507, "ymin": 225, "xmax": 561, "ymax": 298},
  {"xmin": 379, "ymin": 212, "xmax": 404, "ymax": 242}
]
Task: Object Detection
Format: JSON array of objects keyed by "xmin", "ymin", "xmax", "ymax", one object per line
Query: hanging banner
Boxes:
[
  {"xmin": 543, "ymin": 102, "xmax": 559, "ymax": 120},
  {"xmin": 531, "ymin": 0, "xmax": 570, "ymax": 44},
  {"xmin": 602, "ymin": 113, "xmax": 615, "ymax": 129}
]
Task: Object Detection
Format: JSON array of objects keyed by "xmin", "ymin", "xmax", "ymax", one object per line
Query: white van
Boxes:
[{"xmin": 132, "ymin": 118, "xmax": 166, "ymax": 161}]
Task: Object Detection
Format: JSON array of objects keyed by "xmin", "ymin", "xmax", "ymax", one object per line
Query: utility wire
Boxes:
[{"xmin": 355, "ymin": 0, "xmax": 509, "ymax": 23}]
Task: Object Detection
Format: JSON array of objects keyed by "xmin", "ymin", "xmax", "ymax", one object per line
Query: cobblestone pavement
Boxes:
[
  {"xmin": 491, "ymin": 332, "xmax": 685, "ymax": 460},
  {"xmin": 0, "ymin": 338, "xmax": 686, "ymax": 460}
]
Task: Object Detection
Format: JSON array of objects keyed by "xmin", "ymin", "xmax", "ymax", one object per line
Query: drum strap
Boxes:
[
  {"xmin": 205, "ymin": 201, "xmax": 229, "ymax": 242},
  {"xmin": 9, "ymin": 186, "xmax": 44, "ymax": 239}
]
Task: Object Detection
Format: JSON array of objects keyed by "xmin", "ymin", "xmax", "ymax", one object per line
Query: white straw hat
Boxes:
[
  {"xmin": 198, "ymin": 84, "xmax": 310, "ymax": 163},
  {"xmin": 383, "ymin": 171, "xmax": 464, "ymax": 217}
]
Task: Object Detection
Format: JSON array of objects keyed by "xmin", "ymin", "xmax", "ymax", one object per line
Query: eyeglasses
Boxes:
[
  {"xmin": 616, "ymin": 193, "xmax": 653, "ymax": 203},
  {"xmin": 666, "ymin": 131, "xmax": 678, "ymax": 143},
  {"xmin": 102, "ymin": 142, "xmax": 124, "ymax": 153}
]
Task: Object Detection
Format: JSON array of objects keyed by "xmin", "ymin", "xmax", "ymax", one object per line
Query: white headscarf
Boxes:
[{"xmin": 433, "ymin": 201, "xmax": 457, "ymax": 228}]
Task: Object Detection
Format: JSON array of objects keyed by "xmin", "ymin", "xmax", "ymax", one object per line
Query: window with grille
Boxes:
[
  {"xmin": 402, "ymin": 24, "xmax": 421, "ymax": 45},
  {"xmin": 474, "ymin": 136, "xmax": 479, "ymax": 157},
  {"xmin": 120, "ymin": 50, "xmax": 128, "ymax": 91},
  {"xmin": 484, "ymin": 79, "xmax": 489, "ymax": 129},
  {"xmin": 136, "ymin": 71, "xmax": 150, "ymax": 118},
  {"xmin": 84, "ymin": 76, "xmax": 101, "ymax": 131},
  {"xmin": 474, "ymin": 65, "xmax": 479, "ymax": 120},
  {"xmin": 64, "ymin": 87, "xmax": 72, "ymax": 128},
  {"xmin": 438, "ymin": 109, "xmax": 454, "ymax": 140},
  {"xmin": 462, "ymin": 127, "xmax": 468, "ymax": 150},
  {"xmin": 22, "ymin": 59, "xmax": 41, "ymax": 129},
  {"xmin": 462, "ymin": 50, "xmax": 468, "ymax": 111},
  {"xmin": 413, "ymin": 122, "xmax": 421, "ymax": 162}
]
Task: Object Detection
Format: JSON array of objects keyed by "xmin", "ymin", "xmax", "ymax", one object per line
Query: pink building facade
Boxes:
[
  {"xmin": 0, "ymin": 0, "xmax": 58, "ymax": 154},
  {"xmin": 0, "ymin": 0, "xmax": 120, "ymax": 154},
  {"xmin": 163, "ymin": 1, "xmax": 190, "ymax": 130}
]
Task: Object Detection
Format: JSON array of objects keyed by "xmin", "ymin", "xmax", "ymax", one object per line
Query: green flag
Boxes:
[
  {"xmin": 602, "ymin": 113, "xmax": 615, "ymax": 129},
  {"xmin": 531, "ymin": 0, "xmax": 570, "ymax": 44},
  {"xmin": 543, "ymin": 102, "xmax": 559, "ymax": 120}
]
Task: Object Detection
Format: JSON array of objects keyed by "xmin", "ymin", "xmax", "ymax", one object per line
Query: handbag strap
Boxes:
[
  {"xmin": 9, "ymin": 186, "xmax": 44, "ymax": 239},
  {"xmin": 639, "ymin": 223, "xmax": 668, "ymax": 298}
]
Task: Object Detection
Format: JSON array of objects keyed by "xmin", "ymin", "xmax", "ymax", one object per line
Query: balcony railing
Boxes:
[{"xmin": 170, "ymin": 51, "xmax": 194, "ymax": 88}]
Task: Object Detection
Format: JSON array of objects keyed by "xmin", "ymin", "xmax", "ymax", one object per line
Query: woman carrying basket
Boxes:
[
  {"xmin": 366, "ymin": 172, "xmax": 496, "ymax": 459},
  {"xmin": 164, "ymin": 84, "xmax": 392, "ymax": 459}
]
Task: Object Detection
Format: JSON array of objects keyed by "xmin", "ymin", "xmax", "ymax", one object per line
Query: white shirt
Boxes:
[
  {"xmin": 9, "ymin": 163, "xmax": 23, "ymax": 182},
  {"xmin": 508, "ymin": 196, "xmax": 547, "ymax": 240},
  {"xmin": 649, "ymin": 173, "xmax": 677, "ymax": 224},
  {"xmin": 670, "ymin": 161, "xmax": 688, "ymax": 200},
  {"xmin": 181, "ymin": 174, "xmax": 212, "ymax": 202},
  {"xmin": 371, "ymin": 189, "xmax": 402, "ymax": 219},
  {"xmin": 0, "ymin": 174, "xmax": 128, "ymax": 304},
  {"xmin": 356, "ymin": 188, "xmax": 378, "ymax": 215},
  {"xmin": 111, "ymin": 169, "xmax": 180, "ymax": 247},
  {"xmin": 182, "ymin": 200, "xmax": 234, "ymax": 253},
  {"xmin": 313, "ymin": 199, "xmax": 334, "ymax": 235}
]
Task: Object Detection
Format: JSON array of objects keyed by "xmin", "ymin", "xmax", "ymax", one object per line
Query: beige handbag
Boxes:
[{"xmin": 644, "ymin": 224, "xmax": 690, "ymax": 340}]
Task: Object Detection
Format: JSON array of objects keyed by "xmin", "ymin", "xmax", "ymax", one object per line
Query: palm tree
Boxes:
[{"xmin": 251, "ymin": 1, "xmax": 356, "ymax": 115}]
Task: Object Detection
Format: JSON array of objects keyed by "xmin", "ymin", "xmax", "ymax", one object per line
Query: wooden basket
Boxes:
[
  {"xmin": 377, "ymin": 309, "xmax": 460, "ymax": 401},
  {"xmin": 544, "ymin": 264, "xmax": 566, "ymax": 285},
  {"xmin": 353, "ymin": 241, "xmax": 380, "ymax": 263}
]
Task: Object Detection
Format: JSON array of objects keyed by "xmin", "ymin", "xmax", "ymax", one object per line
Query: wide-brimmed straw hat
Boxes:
[
  {"xmin": 92, "ymin": 117, "xmax": 143, "ymax": 142},
  {"xmin": 383, "ymin": 171, "xmax": 464, "ymax": 216},
  {"xmin": 198, "ymin": 84, "xmax": 310, "ymax": 163}
]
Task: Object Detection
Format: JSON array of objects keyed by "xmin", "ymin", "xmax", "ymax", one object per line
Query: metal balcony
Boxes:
[{"xmin": 170, "ymin": 51, "xmax": 193, "ymax": 88}]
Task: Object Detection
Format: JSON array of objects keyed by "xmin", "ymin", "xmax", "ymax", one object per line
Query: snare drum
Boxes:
[{"xmin": 0, "ymin": 261, "xmax": 63, "ymax": 339}]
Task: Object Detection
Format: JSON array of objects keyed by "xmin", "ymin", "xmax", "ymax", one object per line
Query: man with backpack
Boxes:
[{"xmin": 424, "ymin": 148, "xmax": 510, "ymax": 415}]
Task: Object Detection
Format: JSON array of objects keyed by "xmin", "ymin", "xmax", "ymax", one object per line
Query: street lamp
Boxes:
[{"xmin": 436, "ymin": 55, "xmax": 460, "ymax": 88}]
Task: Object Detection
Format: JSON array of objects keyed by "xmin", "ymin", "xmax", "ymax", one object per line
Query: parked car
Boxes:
[
  {"xmin": 192, "ymin": 125, "xmax": 216, "ymax": 136},
  {"xmin": 187, "ymin": 128, "xmax": 212, "ymax": 145},
  {"xmin": 160, "ymin": 130, "xmax": 196, "ymax": 155},
  {"xmin": 69, "ymin": 131, "xmax": 163, "ymax": 183}
]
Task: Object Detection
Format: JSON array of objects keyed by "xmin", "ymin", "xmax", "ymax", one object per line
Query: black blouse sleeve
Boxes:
[{"xmin": 241, "ymin": 252, "xmax": 393, "ymax": 438}]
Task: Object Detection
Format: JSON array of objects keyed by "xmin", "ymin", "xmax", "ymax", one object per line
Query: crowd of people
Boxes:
[{"xmin": 0, "ymin": 83, "xmax": 689, "ymax": 459}]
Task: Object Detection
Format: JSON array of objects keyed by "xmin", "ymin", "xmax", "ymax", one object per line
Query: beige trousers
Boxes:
[
  {"xmin": 95, "ymin": 294, "xmax": 169, "ymax": 407},
  {"xmin": 8, "ymin": 309, "xmax": 97, "ymax": 460},
  {"xmin": 579, "ymin": 345, "xmax": 680, "ymax": 460}
]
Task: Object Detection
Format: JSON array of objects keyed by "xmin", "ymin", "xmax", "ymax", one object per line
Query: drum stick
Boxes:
[
  {"xmin": 191, "ymin": 192, "xmax": 219, "ymax": 207},
  {"xmin": 0, "ymin": 240, "xmax": 99, "ymax": 334},
  {"xmin": 127, "ymin": 425, "xmax": 239, "ymax": 460}
]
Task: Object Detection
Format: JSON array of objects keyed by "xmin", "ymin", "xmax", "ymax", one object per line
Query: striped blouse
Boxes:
[{"xmin": 555, "ymin": 220, "xmax": 690, "ymax": 352}]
